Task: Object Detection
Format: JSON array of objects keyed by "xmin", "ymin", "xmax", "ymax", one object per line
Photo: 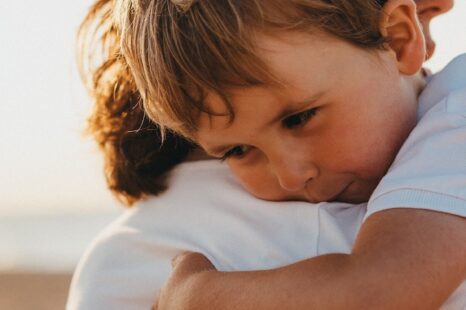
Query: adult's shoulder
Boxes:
[
  {"xmin": 67, "ymin": 159, "xmax": 364, "ymax": 309},
  {"xmin": 66, "ymin": 206, "xmax": 173, "ymax": 310},
  {"xmin": 66, "ymin": 161, "xmax": 231, "ymax": 310},
  {"xmin": 418, "ymin": 53, "xmax": 466, "ymax": 116},
  {"xmin": 66, "ymin": 160, "xmax": 268, "ymax": 309}
]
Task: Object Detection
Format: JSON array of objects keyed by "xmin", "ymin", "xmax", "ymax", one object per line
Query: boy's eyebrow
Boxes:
[
  {"xmin": 263, "ymin": 92, "xmax": 325, "ymax": 129},
  {"xmin": 202, "ymin": 92, "xmax": 325, "ymax": 157},
  {"xmin": 204, "ymin": 145, "xmax": 233, "ymax": 157},
  {"xmin": 201, "ymin": 139, "xmax": 239, "ymax": 157}
]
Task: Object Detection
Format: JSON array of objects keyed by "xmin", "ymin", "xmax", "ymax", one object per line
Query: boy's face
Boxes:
[{"xmin": 195, "ymin": 32, "xmax": 420, "ymax": 204}]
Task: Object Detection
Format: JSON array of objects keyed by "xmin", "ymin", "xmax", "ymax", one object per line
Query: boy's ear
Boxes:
[{"xmin": 379, "ymin": 0, "xmax": 425, "ymax": 75}]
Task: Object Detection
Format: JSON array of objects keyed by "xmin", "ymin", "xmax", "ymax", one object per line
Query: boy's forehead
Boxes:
[
  {"xmin": 192, "ymin": 30, "xmax": 384, "ymax": 140},
  {"xmin": 253, "ymin": 31, "xmax": 355, "ymax": 85},
  {"xmin": 197, "ymin": 82, "xmax": 324, "ymax": 140},
  {"xmin": 203, "ymin": 79, "xmax": 295, "ymax": 114},
  {"xmin": 197, "ymin": 32, "xmax": 348, "ymax": 124}
]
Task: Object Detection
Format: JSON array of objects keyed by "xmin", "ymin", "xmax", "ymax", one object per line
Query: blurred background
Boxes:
[{"xmin": 0, "ymin": 1, "xmax": 465, "ymax": 309}]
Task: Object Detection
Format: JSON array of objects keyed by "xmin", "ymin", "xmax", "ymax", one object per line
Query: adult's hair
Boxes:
[
  {"xmin": 115, "ymin": 0, "xmax": 389, "ymax": 138},
  {"xmin": 78, "ymin": 0, "xmax": 194, "ymax": 206}
]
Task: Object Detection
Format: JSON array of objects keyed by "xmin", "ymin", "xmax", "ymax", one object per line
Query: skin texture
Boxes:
[
  {"xmin": 154, "ymin": 0, "xmax": 465, "ymax": 309},
  {"xmin": 156, "ymin": 209, "xmax": 466, "ymax": 310},
  {"xmin": 191, "ymin": 0, "xmax": 454, "ymax": 205},
  {"xmin": 196, "ymin": 32, "xmax": 423, "ymax": 204}
]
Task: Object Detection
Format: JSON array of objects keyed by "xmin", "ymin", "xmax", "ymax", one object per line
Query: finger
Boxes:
[{"xmin": 171, "ymin": 252, "xmax": 216, "ymax": 279}]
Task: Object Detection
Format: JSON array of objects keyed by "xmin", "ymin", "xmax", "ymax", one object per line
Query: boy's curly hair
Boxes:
[
  {"xmin": 78, "ymin": 0, "xmax": 194, "ymax": 206},
  {"xmin": 114, "ymin": 0, "xmax": 389, "ymax": 139}
]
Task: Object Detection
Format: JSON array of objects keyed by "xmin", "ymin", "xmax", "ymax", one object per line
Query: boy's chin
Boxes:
[
  {"xmin": 248, "ymin": 179, "xmax": 376, "ymax": 205},
  {"xmin": 331, "ymin": 195, "xmax": 368, "ymax": 204},
  {"xmin": 330, "ymin": 181, "xmax": 375, "ymax": 204}
]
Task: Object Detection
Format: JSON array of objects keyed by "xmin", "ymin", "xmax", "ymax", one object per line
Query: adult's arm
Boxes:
[{"xmin": 157, "ymin": 209, "xmax": 466, "ymax": 309}]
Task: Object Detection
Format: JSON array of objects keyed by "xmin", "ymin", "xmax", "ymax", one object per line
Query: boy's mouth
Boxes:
[
  {"xmin": 326, "ymin": 182, "xmax": 354, "ymax": 203},
  {"xmin": 303, "ymin": 181, "xmax": 355, "ymax": 204},
  {"xmin": 327, "ymin": 180, "xmax": 376, "ymax": 204}
]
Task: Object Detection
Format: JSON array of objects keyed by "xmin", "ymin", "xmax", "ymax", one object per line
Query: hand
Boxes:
[{"xmin": 153, "ymin": 252, "xmax": 217, "ymax": 310}]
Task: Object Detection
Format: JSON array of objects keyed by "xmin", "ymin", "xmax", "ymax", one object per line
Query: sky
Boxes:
[
  {"xmin": 0, "ymin": 0, "xmax": 119, "ymax": 216},
  {"xmin": 0, "ymin": 1, "xmax": 465, "ymax": 217}
]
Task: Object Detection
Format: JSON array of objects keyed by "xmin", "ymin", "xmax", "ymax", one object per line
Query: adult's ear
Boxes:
[{"xmin": 379, "ymin": 0, "xmax": 426, "ymax": 75}]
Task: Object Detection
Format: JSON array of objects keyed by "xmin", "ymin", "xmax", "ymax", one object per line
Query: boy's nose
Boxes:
[{"xmin": 271, "ymin": 158, "xmax": 319, "ymax": 192}]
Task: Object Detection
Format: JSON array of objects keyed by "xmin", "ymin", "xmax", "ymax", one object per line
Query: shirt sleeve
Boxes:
[{"xmin": 365, "ymin": 86, "xmax": 466, "ymax": 221}]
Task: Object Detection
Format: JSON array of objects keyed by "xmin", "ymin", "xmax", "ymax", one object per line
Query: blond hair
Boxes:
[{"xmin": 115, "ymin": 0, "xmax": 388, "ymax": 138}]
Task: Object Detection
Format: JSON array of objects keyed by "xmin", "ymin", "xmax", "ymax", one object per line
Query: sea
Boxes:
[{"xmin": 0, "ymin": 212, "xmax": 119, "ymax": 273}]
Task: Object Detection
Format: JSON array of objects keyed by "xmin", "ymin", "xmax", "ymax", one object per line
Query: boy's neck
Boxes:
[{"xmin": 414, "ymin": 69, "xmax": 428, "ymax": 98}]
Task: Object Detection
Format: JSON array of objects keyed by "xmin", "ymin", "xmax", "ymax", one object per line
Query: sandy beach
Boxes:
[{"xmin": 0, "ymin": 272, "xmax": 72, "ymax": 310}]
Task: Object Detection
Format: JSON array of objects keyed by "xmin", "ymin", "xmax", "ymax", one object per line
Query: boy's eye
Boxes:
[
  {"xmin": 220, "ymin": 145, "xmax": 250, "ymax": 161},
  {"xmin": 283, "ymin": 107, "xmax": 318, "ymax": 129}
]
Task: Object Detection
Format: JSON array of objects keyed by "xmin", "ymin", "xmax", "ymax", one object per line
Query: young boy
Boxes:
[
  {"xmin": 67, "ymin": 0, "xmax": 465, "ymax": 308},
  {"xmin": 111, "ymin": 0, "xmax": 466, "ymax": 308}
]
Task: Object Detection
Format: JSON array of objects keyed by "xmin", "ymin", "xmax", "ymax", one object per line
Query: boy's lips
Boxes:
[
  {"xmin": 327, "ymin": 181, "xmax": 354, "ymax": 203},
  {"xmin": 304, "ymin": 181, "xmax": 354, "ymax": 203},
  {"xmin": 332, "ymin": 179, "xmax": 381, "ymax": 204}
]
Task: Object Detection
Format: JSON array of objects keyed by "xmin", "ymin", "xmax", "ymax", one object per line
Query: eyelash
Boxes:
[
  {"xmin": 282, "ymin": 107, "xmax": 318, "ymax": 129},
  {"xmin": 220, "ymin": 145, "xmax": 250, "ymax": 161},
  {"xmin": 220, "ymin": 107, "xmax": 318, "ymax": 161}
]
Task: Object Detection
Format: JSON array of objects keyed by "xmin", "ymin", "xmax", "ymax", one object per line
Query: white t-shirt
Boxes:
[
  {"xmin": 366, "ymin": 54, "xmax": 466, "ymax": 220},
  {"xmin": 67, "ymin": 55, "xmax": 466, "ymax": 310},
  {"xmin": 67, "ymin": 160, "xmax": 365, "ymax": 309}
]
